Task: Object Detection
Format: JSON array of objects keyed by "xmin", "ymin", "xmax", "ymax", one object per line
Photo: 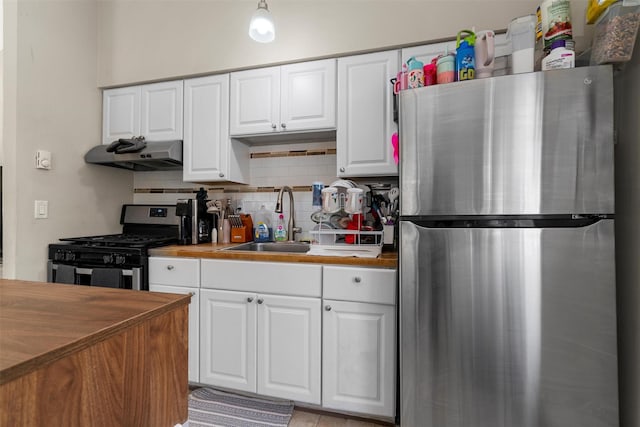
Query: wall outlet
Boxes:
[{"xmin": 34, "ymin": 200, "xmax": 48, "ymax": 219}]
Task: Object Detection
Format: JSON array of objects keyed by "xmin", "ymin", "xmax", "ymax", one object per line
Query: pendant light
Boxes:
[{"xmin": 249, "ymin": 0, "xmax": 275, "ymax": 43}]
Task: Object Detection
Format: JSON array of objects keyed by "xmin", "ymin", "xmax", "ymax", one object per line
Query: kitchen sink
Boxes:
[{"xmin": 223, "ymin": 242, "xmax": 310, "ymax": 253}]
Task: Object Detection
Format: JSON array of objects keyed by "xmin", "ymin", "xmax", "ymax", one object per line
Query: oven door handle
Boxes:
[
  {"xmin": 73, "ymin": 267, "xmax": 133, "ymax": 277},
  {"xmin": 49, "ymin": 263, "xmax": 142, "ymax": 291}
]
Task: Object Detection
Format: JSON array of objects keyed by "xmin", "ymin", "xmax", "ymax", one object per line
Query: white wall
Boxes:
[
  {"xmin": 2, "ymin": 0, "xmax": 132, "ymax": 280},
  {"xmin": 97, "ymin": 0, "xmax": 591, "ymax": 87}
]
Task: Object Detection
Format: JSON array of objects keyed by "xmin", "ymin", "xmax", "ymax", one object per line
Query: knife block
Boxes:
[{"xmin": 231, "ymin": 214, "xmax": 254, "ymax": 243}]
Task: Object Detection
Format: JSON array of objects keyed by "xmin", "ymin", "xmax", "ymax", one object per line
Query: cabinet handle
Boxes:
[
  {"xmin": 219, "ymin": 172, "xmax": 225, "ymax": 178},
  {"xmin": 325, "ymin": 305, "xmax": 332, "ymax": 311},
  {"xmin": 166, "ymin": 265, "xmax": 174, "ymax": 270},
  {"xmin": 281, "ymin": 123, "xmax": 286, "ymax": 129},
  {"xmin": 271, "ymin": 124, "xmax": 277, "ymax": 129},
  {"xmin": 247, "ymin": 297, "xmax": 254, "ymax": 303},
  {"xmin": 257, "ymin": 298, "xmax": 264, "ymax": 304},
  {"xmin": 354, "ymin": 276, "xmax": 362, "ymax": 283},
  {"xmin": 340, "ymin": 167, "xmax": 345, "ymax": 173}
]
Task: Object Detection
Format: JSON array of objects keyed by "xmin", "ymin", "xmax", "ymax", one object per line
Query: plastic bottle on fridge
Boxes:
[
  {"xmin": 253, "ymin": 205, "xmax": 273, "ymax": 242},
  {"xmin": 456, "ymin": 30, "xmax": 476, "ymax": 81},
  {"xmin": 274, "ymin": 214, "xmax": 288, "ymax": 242},
  {"xmin": 541, "ymin": 39, "xmax": 575, "ymax": 70}
]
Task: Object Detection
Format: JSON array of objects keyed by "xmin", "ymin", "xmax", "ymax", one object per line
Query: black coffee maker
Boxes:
[{"xmin": 176, "ymin": 188, "xmax": 214, "ymax": 245}]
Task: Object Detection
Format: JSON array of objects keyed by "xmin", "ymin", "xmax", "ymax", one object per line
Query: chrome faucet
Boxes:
[{"xmin": 275, "ymin": 186, "xmax": 301, "ymax": 241}]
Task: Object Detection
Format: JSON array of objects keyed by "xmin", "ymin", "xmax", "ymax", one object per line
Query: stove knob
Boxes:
[
  {"xmin": 102, "ymin": 254, "xmax": 113, "ymax": 264},
  {"xmin": 55, "ymin": 250, "xmax": 65, "ymax": 261},
  {"xmin": 115, "ymin": 254, "xmax": 127, "ymax": 265},
  {"xmin": 65, "ymin": 251, "xmax": 76, "ymax": 261}
]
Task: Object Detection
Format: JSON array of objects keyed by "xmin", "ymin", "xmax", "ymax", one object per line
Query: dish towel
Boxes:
[
  {"xmin": 54, "ymin": 264, "xmax": 76, "ymax": 284},
  {"xmin": 90, "ymin": 268, "xmax": 123, "ymax": 288}
]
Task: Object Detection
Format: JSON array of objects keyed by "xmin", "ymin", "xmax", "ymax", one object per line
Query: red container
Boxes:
[{"xmin": 423, "ymin": 63, "xmax": 437, "ymax": 86}]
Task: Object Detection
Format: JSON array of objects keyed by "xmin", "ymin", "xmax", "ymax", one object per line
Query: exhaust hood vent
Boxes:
[{"xmin": 85, "ymin": 140, "xmax": 183, "ymax": 171}]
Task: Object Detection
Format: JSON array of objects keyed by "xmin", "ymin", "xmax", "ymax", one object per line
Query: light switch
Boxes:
[
  {"xmin": 36, "ymin": 150, "xmax": 52, "ymax": 170},
  {"xmin": 34, "ymin": 200, "xmax": 48, "ymax": 219}
]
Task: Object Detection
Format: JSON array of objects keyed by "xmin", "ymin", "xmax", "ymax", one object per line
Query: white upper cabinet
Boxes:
[
  {"xmin": 102, "ymin": 86, "xmax": 140, "ymax": 145},
  {"xmin": 102, "ymin": 81, "xmax": 183, "ymax": 145},
  {"xmin": 280, "ymin": 60, "xmax": 336, "ymax": 132},
  {"xmin": 337, "ymin": 50, "xmax": 399, "ymax": 177},
  {"xmin": 183, "ymin": 74, "xmax": 249, "ymax": 183},
  {"xmin": 230, "ymin": 59, "xmax": 336, "ymax": 136},
  {"xmin": 230, "ymin": 66, "xmax": 280, "ymax": 135}
]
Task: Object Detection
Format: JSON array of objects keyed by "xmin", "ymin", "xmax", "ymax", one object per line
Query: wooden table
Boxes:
[{"xmin": 0, "ymin": 279, "xmax": 191, "ymax": 427}]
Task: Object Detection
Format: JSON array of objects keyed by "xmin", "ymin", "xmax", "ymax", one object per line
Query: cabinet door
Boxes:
[
  {"xmin": 149, "ymin": 284, "xmax": 200, "ymax": 383},
  {"xmin": 337, "ymin": 50, "xmax": 399, "ymax": 177},
  {"xmin": 140, "ymin": 81, "xmax": 183, "ymax": 141},
  {"xmin": 230, "ymin": 67, "xmax": 280, "ymax": 135},
  {"xmin": 200, "ymin": 289, "xmax": 257, "ymax": 393},
  {"xmin": 280, "ymin": 59, "xmax": 336, "ymax": 132},
  {"xmin": 102, "ymin": 86, "xmax": 140, "ymax": 145},
  {"xmin": 257, "ymin": 294, "xmax": 321, "ymax": 404},
  {"xmin": 322, "ymin": 300, "xmax": 396, "ymax": 417},
  {"xmin": 183, "ymin": 75, "xmax": 231, "ymax": 182}
]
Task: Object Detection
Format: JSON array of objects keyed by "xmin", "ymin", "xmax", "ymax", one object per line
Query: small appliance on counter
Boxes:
[{"xmin": 177, "ymin": 190, "xmax": 215, "ymax": 245}]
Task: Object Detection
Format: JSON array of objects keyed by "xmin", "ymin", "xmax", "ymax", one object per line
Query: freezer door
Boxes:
[
  {"xmin": 400, "ymin": 220, "xmax": 618, "ymax": 427},
  {"xmin": 400, "ymin": 66, "xmax": 614, "ymax": 216}
]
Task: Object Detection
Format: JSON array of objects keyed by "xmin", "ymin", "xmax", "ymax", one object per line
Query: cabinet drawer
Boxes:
[
  {"xmin": 149, "ymin": 257, "xmax": 200, "ymax": 287},
  {"xmin": 201, "ymin": 259, "xmax": 321, "ymax": 297},
  {"xmin": 323, "ymin": 266, "xmax": 396, "ymax": 305}
]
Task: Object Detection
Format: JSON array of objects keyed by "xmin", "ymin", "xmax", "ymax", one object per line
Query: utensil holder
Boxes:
[{"xmin": 231, "ymin": 214, "xmax": 254, "ymax": 243}]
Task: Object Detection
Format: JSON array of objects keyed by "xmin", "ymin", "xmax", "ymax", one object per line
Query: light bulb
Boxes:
[{"xmin": 249, "ymin": 1, "xmax": 275, "ymax": 43}]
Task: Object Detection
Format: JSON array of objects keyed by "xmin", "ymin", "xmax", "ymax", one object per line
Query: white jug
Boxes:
[
  {"xmin": 507, "ymin": 15, "xmax": 537, "ymax": 74},
  {"xmin": 475, "ymin": 30, "xmax": 495, "ymax": 79}
]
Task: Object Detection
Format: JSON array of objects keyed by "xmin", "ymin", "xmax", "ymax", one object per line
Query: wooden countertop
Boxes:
[
  {"xmin": 149, "ymin": 243, "xmax": 398, "ymax": 268},
  {"xmin": 0, "ymin": 279, "xmax": 191, "ymax": 385}
]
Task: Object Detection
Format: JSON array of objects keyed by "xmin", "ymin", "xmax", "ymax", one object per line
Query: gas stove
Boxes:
[{"xmin": 47, "ymin": 204, "xmax": 180, "ymax": 290}]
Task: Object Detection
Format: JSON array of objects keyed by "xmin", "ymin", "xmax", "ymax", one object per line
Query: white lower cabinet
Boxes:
[
  {"xmin": 200, "ymin": 260, "xmax": 322, "ymax": 405},
  {"xmin": 199, "ymin": 289, "xmax": 257, "ymax": 392},
  {"xmin": 196, "ymin": 259, "xmax": 396, "ymax": 417},
  {"xmin": 322, "ymin": 266, "xmax": 397, "ymax": 417},
  {"xmin": 148, "ymin": 257, "xmax": 200, "ymax": 383}
]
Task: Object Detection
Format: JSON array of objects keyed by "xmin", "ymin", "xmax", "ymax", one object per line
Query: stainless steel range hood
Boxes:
[{"xmin": 85, "ymin": 140, "xmax": 183, "ymax": 171}]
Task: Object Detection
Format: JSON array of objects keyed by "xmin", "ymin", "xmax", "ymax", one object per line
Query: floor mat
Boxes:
[{"xmin": 188, "ymin": 387, "xmax": 294, "ymax": 427}]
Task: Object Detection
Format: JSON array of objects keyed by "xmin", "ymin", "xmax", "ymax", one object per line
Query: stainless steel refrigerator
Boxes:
[{"xmin": 398, "ymin": 66, "xmax": 619, "ymax": 427}]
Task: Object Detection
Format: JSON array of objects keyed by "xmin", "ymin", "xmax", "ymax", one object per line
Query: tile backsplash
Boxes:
[
  {"xmin": 133, "ymin": 141, "xmax": 398, "ymax": 239},
  {"xmin": 133, "ymin": 142, "xmax": 338, "ymax": 238}
]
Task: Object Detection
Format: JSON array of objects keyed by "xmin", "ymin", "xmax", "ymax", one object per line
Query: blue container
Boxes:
[{"xmin": 456, "ymin": 30, "xmax": 476, "ymax": 81}]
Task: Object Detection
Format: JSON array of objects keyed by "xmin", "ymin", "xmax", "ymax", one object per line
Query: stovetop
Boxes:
[
  {"xmin": 59, "ymin": 233, "xmax": 178, "ymax": 249},
  {"xmin": 48, "ymin": 204, "xmax": 180, "ymax": 268}
]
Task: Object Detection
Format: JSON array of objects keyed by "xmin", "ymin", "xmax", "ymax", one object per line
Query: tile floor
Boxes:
[{"xmin": 289, "ymin": 409, "xmax": 394, "ymax": 427}]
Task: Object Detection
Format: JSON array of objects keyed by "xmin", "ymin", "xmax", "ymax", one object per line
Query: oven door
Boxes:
[{"xmin": 47, "ymin": 261, "xmax": 143, "ymax": 291}]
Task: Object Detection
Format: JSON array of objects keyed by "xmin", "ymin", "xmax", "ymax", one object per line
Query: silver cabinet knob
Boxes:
[
  {"xmin": 340, "ymin": 167, "xmax": 345, "ymax": 173},
  {"xmin": 281, "ymin": 123, "xmax": 286, "ymax": 129},
  {"xmin": 219, "ymin": 172, "xmax": 225, "ymax": 178},
  {"xmin": 354, "ymin": 276, "xmax": 362, "ymax": 283},
  {"xmin": 247, "ymin": 297, "xmax": 254, "ymax": 303},
  {"xmin": 325, "ymin": 305, "xmax": 332, "ymax": 311},
  {"xmin": 272, "ymin": 124, "xmax": 277, "ymax": 129},
  {"xmin": 257, "ymin": 298, "xmax": 264, "ymax": 304},
  {"xmin": 166, "ymin": 265, "xmax": 174, "ymax": 270}
]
